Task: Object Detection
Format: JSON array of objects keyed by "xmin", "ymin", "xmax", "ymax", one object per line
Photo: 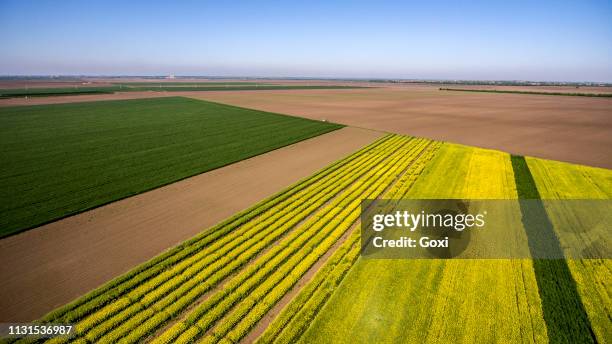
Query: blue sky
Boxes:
[{"xmin": 1, "ymin": 0, "xmax": 611, "ymax": 81}]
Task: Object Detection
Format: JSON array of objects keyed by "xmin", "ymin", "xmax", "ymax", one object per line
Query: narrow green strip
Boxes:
[
  {"xmin": 440, "ymin": 87, "xmax": 612, "ymax": 97},
  {"xmin": 511, "ymin": 155, "xmax": 597, "ymax": 343}
]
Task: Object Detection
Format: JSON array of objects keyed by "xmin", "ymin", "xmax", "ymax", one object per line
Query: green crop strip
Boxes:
[
  {"xmin": 13, "ymin": 138, "xmax": 607, "ymax": 343},
  {"xmin": 257, "ymin": 140, "xmax": 441, "ymax": 344},
  {"xmin": 198, "ymin": 138, "xmax": 426, "ymax": 344},
  {"xmin": 256, "ymin": 231, "xmax": 361, "ymax": 344},
  {"xmin": 112, "ymin": 82, "xmax": 273, "ymax": 86},
  {"xmin": 76, "ymin": 138, "xmax": 407, "ymax": 343},
  {"xmin": 151, "ymin": 137, "xmax": 419, "ymax": 344},
  {"xmin": 0, "ymin": 97, "xmax": 342, "ymax": 237},
  {"xmin": 0, "ymin": 85, "xmax": 367, "ymax": 98},
  {"xmin": 511, "ymin": 155, "xmax": 597, "ymax": 343},
  {"xmin": 439, "ymin": 87, "xmax": 612, "ymax": 97},
  {"xmin": 0, "ymin": 90, "xmax": 115, "ymax": 98},
  {"xmin": 36, "ymin": 136, "xmax": 394, "ymax": 331}
]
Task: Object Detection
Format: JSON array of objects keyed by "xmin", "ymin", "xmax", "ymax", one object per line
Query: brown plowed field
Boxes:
[
  {"xmin": 0, "ymin": 127, "xmax": 383, "ymax": 322},
  {"xmin": 189, "ymin": 87, "xmax": 612, "ymax": 168},
  {"xmin": 2, "ymin": 84, "xmax": 610, "ymax": 168}
]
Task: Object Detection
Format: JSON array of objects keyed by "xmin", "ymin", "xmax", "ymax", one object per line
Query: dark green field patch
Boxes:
[
  {"xmin": 113, "ymin": 82, "xmax": 273, "ymax": 86},
  {"xmin": 0, "ymin": 87, "xmax": 121, "ymax": 98},
  {"xmin": 0, "ymin": 97, "xmax": 343, "ymax": 237},
  {"xmin": 511, "ymin": 155, "xmax": 597, "ymax": 343},
  {"xmin": 0, "ymin": 85, "xmax": 367, "ymax": 98},
  {"xmin": 122, "ymin": 85, "xmax": 366, "ymax": 92}
]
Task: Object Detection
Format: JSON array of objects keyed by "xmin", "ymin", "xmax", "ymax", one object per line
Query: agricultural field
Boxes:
[
  {"xmin": 0, "ymin": 84, "xmax": 365, "ymax": 99},
  {"xmin": 9, "ymin": 134, "xmax": 609, "ymax": 343},
  {"xmin": 120, "ymin": 85, "xmax": 366, "ymax": 93},
  {"xmin": 0, "ymin": 97, "xmax": 342, "ymax": 237},
  {"xmin": 299, "ymin": 144, "xmax": 609, "ymax": 343},
  {"xmin": 0, "ymin": 87, "xmax": 120, "ymax": 98},
  {"xmin": 438, "ymin": 87, "xmax": 612, "ymax": 97},
  {"xmin": 2, "ymin": 1, "xmax": 610, "ymax": 343},
  {"xmin": 0, "ymin": 126, "xmax": 381, "ymax": 323},
  {"xmin": 193, "ymin": 85, "xmax": 612, "ymax": 169},
  {"xmin": 113, "ymin": 82, "xmax": 273, "ymax": 86}
]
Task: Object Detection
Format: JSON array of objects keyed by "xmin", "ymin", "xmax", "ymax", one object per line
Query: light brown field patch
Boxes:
[
  {"xmin": 188, "ymin": 86, "xmax": 612, "ymax": 168},
  {"xmin": 0, "ymin": 127, "xmax": 383, "ymax": 322}
]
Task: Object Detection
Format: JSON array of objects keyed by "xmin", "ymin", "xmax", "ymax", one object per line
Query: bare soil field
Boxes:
[
  {"xmin": 1, "ymin": 82, "xmax": 610, "ymax": 168},
  {"xmin": 190, "ymin": 87, "xmax": 612, "ymax": 169},
  {"xmin": 0, "ymin": 127, "xmax": 382, "ymax": 322}
]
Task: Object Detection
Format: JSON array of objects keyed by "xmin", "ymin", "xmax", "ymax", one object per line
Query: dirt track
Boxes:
[
  {"xmin": 189, "ymin": 87, "xmax": 612, "ymax": 169},
  {"xmin": 0, "ymin": 127, "xmax": 383, "ymax": 322}
]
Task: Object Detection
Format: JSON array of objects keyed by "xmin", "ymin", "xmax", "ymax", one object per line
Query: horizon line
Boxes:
[{"xmin": 1, "ymin": 75, "xmax": 611, "ymax": 85}]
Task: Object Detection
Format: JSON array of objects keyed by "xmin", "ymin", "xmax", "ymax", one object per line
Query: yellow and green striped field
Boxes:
[{"xmin": 11, "ymin": 134, "xmax": 610, "ymax": 344}]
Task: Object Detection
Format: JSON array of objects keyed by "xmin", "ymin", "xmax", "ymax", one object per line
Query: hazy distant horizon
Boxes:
[
  {"xmin": 1, "ymin": 74, "xmax": 611, "ymax": 85},
  {"xmin": 1, "ymin": 1, "xmax": 610, "ymax": 82}
]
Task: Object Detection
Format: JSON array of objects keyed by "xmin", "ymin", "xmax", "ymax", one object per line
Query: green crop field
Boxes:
[
  {"xmin": 0, "ymin": 84, "xmax": 366, "ymax": 98},
  {"xmin": 112, "ymin": 82, "xmax": 274, "ymax": 86},
  {"xmin": 122, "ymin": 85, "xmax": 365, "ymax": 92},
  {"xmin": 0, "ymin": 87, "xmax": 121, "ymax": 98},
  {"xmin": 6, "ymin": 134, "xmax": 610, "ymax": 343},
  {"xmin": 0, "ymin": 97, "xmax": 342, "ymax": 237}
]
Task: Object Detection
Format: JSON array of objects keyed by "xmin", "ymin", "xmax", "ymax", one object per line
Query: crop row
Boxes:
[
  {"xmin": 256, "ymin": 230, "xmax": 361, "ymax": 344},
  {"xmin": 26, "ymin": 134, "xmax": 433, "ymax": 344},
  {"xmin": 386, "ymin": 140, "xmax": 442, "ymax": 199},
  {"xmin": 32, "ymin": 135, "xmax": 410, "ymax": 344},
  {"xmin": 37, "ymin": 134, "xmax": 392, "ymax": 322},
  {"xmin": 211, "ymin": 136, "xmax": 435, "ymax": 343},
  {"xmin": 167, "ymin": 136, "xmax": 431, "ymax": 344},
  {"xmin": 18, "ymin": 136, "xmax": 394, "ymax": 344},
  {"xmin": 360, "ymin": 139, "xmax": 441, "ymax": 247},
  {"xmin": 148, "ymin": 136, "xmax": 419, "ymax": 343},
  {"xmin": 73, "ymin": 136, "xmax": 411, "ymax": 343},
  {"xmin": 256, "ymin": 139, "xmax": 440, "ymax": 344},
  {"xmin": 290, "ymin": 145, "xmax": 540, "ymax": 343},
  {"xmin": 6, "ymin": 120, "xmax": 340, "ymax": 222},
  {"xmin": 148, "ymin": 136, "xmax": 424, "ymax": 342},
  {"xmin": 2, "ymin": 97, "xmax": 344, "ymax": 235}
]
